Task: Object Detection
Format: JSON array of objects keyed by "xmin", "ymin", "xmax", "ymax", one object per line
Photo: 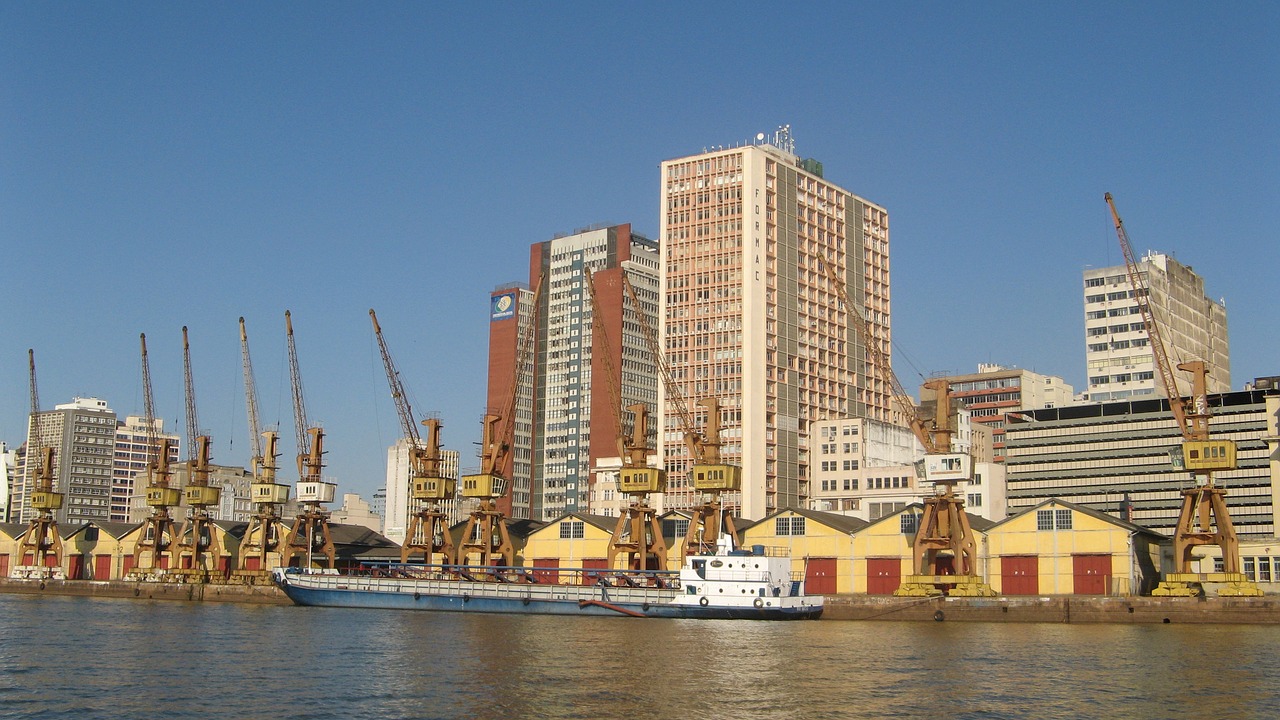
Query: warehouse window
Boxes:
[
  {"xmin": 775, "ymin": 516, "xmax": 806, "ymax": 536},
  {"xmin": 1055, "ymin": 510, "xmax": 1072, "ymax": 530},
  {"xmin": 1037, "ymin": 511, "xmax": 1054, "ymax": 531},
  {"xmin": 900, "ymin": 513, "xmax": 919, "ymax": 535},
  {"xmin": 559, "ymin": 520, "xmax": 584, "ymax": 539}
]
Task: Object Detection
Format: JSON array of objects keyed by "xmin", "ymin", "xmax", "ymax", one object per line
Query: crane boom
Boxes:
[
  {"xmin": 27, "ymin": 349, "xmax": 52, "ymax": 485},
  {"xmin": 28, "ymin": 349, "xmax": 39, "ymax": 421},
  {"xmin": 1106, "ymin": 192, "xmax": 1189, "ymax": 436},
  {"xmin": 820, "ymin": 261, "xmax": 939, "ymax": 453},
  {"xmin": 620, "ymin": 272, "xmax": 709, "ymax": 462},
  {"xmin": 182, "ymin": 326, "xmax": 201, "ymax": 463},
  {"xmin": 370, "ymin": 309, "xmax": 422, "ymax": 447},
  {"xmin": 141, "ymin": 333, "xmax": 159, "ymax": 459},
  {"xmin": 239, "ymin": 317, "xmax": 264, "ymax": 464},
  {"xmin": 285, "ymin": 310, "xmax": 312, "ymax": 460}
]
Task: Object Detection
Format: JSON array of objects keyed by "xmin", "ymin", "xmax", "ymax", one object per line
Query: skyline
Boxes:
[{"xmin": 4, "ymin": 4, "xmax": 1277, "ymax": 501}]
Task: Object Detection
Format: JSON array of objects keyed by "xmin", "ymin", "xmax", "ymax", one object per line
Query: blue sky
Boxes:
[{"xmin": 3, "ymin": 3, "xmax": 1277, "ymax": 500}]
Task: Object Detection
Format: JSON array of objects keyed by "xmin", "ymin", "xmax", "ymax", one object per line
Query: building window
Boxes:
[
  {"xmin": 967, "ymin": 494, "xmax": 982, "ymax": 507},
  {"xmin": 1036, "ymin": 510, "xmax": 1054, "ymax": 531},
  {"xmin": 1258, "ymin": 558, "xmax": 1272, "ymax": 583},
  {"xmin": 559, "ymin": 520, "xmax": 584, "ymax": 539},
  {"xmin": 1243, "ymin": 557, "xmax": 1255, "ymax": 581},
  {"xmin": 900, "ymin": 513, "xmax": 918, "ymax": 535},
  {"xmin": 775, "ymin": 516, "xmax": 806, "ymax": 536},
  {"xmin": 1055, "ymin": 509, "xmax": 1072, "ymax": 530},
  {"xmin": 663, "ymin": 518, "xmax": 689, "ymax": 538}
]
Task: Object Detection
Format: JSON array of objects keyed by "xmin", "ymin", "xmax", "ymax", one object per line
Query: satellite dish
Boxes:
[{"xmin": 756, "ymin": 132, "xmax": 765, "ymax": 141}]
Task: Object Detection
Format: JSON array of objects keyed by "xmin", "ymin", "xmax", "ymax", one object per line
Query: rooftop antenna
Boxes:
[{"xmin": 772, "ymin": 124, "xmax": 795, "ymax": 154}]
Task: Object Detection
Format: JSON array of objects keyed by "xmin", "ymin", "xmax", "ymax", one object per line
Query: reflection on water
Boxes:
[{"xmin": 1, "ymin": 594, "xmax": 1278, "ymax": 719}]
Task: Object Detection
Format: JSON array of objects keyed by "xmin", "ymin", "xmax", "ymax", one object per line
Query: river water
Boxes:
[{"xmin": 1, "ymin": 594, "xmax": 1278, "ymax": 719}]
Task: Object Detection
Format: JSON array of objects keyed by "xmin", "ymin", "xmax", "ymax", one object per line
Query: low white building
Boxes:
[{"xmin": 809, "ymin": 414, "xmax": 1006, "ymax": 522}]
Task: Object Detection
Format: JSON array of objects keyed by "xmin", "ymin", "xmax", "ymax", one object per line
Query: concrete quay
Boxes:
[
  {"xmin": 0, "ymin": 577, "xmax": 290, "ymax": 605},
  {"xmin": 822, "ymin": 594, "xmax": 1280, "ymax": 623}
]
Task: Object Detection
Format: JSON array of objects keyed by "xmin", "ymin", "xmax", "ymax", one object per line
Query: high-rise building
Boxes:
[
  {"xmin": 18, "ymin": 398, "xmax": 118, "ymax": 524},
  {"xmin": 1084, "ymin": 252, "xmax": 1229, "ymax": 402},
  {"xmin": 920, "ymin": 364, "xmax": 1074, "ymax": 460},
  {"xmin": 111, "ymin": 415, "xmax": 181, "ymax": 521},
  {"xmin": 659, "ymin": 128, "xmax": 892, "ymax": 519},
  {"xmin": 483, "ymin": 223, "xmax": 661, "ymax": 521}
]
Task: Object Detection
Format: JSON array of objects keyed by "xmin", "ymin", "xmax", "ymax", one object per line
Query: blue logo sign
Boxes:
[{"xmin": 491, "ymin": 292, "xmax": 516, "ymax": 320}]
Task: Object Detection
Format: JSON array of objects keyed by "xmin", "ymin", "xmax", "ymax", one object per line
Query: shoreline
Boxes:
[{"xmin": 5, "ymin": 579, "xmax": 1278, "ymax": 623}]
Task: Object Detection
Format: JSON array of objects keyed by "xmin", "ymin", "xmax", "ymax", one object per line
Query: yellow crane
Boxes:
[
  {"xmin": 131, "ymin": 333, "xmax": 181, "ymax": 577},
  {"xmin": 622, "ymin": 273, "xmax": 740, "ymax": 557},
  {"xmin": 234, "ymin": 316, "xmax": 289, "ymax": 580},
  {"xmin": 1105, "ymin": 193, "xmax": 1260, "ymax": 597},
  {"xmin": 821, "ymin": 261, "xmax": 993, "ymax": 597},
  {"xmin": 170, "ymin": 327, "xmax": 222, "ymax": 582},
  {"xmin": 17, "ymin": 349, "xmax": 64, "ymax": 577},
  {"xmin": 585, "ymin": 269, "xmax": 667, "ymax": 572},
  {"xmin": 280, "ymin": 311, "xmax": 337, "ymax": 569},
  {"xmin": 370, "ymin": 309, "xmax": 457, "ymax": 566},
  {"xmin": 458, "ymin": 276, "xmax": 544, "ymax": 569}
]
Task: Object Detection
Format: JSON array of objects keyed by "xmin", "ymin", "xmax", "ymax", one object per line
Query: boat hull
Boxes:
[{"xmin": 275, "ymin": 571, "xmax": 822, "ymax": 620}]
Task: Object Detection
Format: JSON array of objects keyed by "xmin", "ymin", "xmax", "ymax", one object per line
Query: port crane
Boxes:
[
  {"xmin": 585, "ymin": 270, "xmax": 667, "ymax": 571},
  {"xmin": 132, "ymin": 333, "xmax": 181, "ymax": 576},
  {"xmin": 1105, "ymin": 193, "xmax": 1260, "ymax": 597},
  {"xmin": 821, "ymin": 261, "xmax": 993, "ymax": 597},
  {"xmin": 17, "ymin": 349, "xmax": 64, "ymax": 577},
  {"xmin": 370, "ymin": 309, "xmax": 457, "ymax": 566},
  {"xmin": 280, "ymin": 311, "xmax": 337, "ymax": 569},
  {"xmin": 623, "ymin": 273, "xmax": 741, "ymax": 557},
  {"xmin": 234, "ymin": 317, "xmax": 290, "ymax": 579},
  {"xmin": 170, "ymin": 327, "xmax": 223, "ymax": 580},
  {"xmin": 458, "ymin": 277, "xmax": 544, "ymax": 569}
]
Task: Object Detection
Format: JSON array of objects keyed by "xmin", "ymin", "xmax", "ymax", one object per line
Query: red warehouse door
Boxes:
[
  {"xmin": 805, "ymin": 557, "xmax": 837, "ymax": 595},
  {"xmin": 1001, "ymin": 555, "xmax": 1039, "ymax": 595},
  {"xmin": 867, "ymin": 558, "xmax": 901, "ymax": 595},
  {"xmin": 581, "ymin": 558, "xmax": 608, "ymax": 585},
  {"xmin": 67, "ymin": 555, "xmax": 85, "ymax": 579},
  {"xmin": 94, "ymin": 555, "xmax": 113, "ymax": 580},
  {"xmin": 1073, "ymin": 554, "xmax": 1112, "ymax": 595},
  {"xmin": 533, "ymin": 558, "xmax": 560, "ymax": 584}
]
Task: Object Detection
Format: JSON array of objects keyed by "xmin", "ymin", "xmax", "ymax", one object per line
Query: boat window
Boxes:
[{"xmin": 692, "ymin": 559, "xmax": 706, "ymax": 580}]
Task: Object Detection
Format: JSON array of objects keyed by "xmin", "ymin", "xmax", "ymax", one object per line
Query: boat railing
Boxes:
[{"xmin": 354, "ymin": 561, "xmax": 679, "ymax": 588}]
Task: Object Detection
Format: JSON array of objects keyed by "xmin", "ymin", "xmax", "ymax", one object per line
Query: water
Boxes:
[{"xmin": 1, "ymin": 594, "xmax": 1278, "ymax": 720}]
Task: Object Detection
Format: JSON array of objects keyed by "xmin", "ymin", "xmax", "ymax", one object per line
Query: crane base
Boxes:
[
  {"xmin": 894, "ymin": 575, "xmax": 996, "ymax": 597},
  {"xmin": 1154, "ymin": 573, "xmax": 1263, "ymax": 597},
  {"xmin": 228, "ymin": 569, "xmax": 276, "ymax": 586}
]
